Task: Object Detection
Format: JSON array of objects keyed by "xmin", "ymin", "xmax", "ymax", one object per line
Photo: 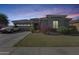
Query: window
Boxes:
[{"xmin": 53, "ymin": 21, "xmax": 58, "ymax": 29}]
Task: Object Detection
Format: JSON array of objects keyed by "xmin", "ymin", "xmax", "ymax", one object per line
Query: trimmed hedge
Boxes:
[{"xmin": 57, "ymin": 26, "xmax": 77, "ymax": 34}]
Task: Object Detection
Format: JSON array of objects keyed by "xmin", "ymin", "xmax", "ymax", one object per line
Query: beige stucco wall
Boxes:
[{"xmin": 72, "ymin": 23, "xmax": 79, "ymax": 31}]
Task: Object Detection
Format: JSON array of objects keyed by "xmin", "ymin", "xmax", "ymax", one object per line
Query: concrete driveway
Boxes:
[{"xmin": 0, "ymin": 32, "xmax": 31, "ymax": 47}]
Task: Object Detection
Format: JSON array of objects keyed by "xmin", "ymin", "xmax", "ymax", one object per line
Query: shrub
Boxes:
[
  {"xmin": 57, "ymin": 26, "xmax": 70, "ymax": 34},
  {"xmin": 68, "ymin": 26, "xmax": 77, "ymax": 33},
  {"xmin": 58, "ymin": 26, "xmax": 77, "ymax": 34}
]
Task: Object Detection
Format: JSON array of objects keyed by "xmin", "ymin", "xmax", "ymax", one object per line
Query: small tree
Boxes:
[{"xmin": 0, "ymin": 13, "xmax": 9, "ymax": 26}]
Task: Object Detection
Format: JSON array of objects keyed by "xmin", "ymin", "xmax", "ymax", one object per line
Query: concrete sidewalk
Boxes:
[
  {"xmin": 11, "ymin": 47, "xmax": 79, "ymax": 55},
  {"xmin": 0, "ymin": 47, "xmax": 79, "ymax": 55}
]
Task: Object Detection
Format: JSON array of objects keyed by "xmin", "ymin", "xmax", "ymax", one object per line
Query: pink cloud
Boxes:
[{"xmin": 67, "ymin": 14, "xmax": 79, "ymax": 18}]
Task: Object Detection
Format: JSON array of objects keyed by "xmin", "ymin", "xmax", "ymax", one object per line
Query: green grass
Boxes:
[{"xmin": 14, "ymin": 33, "xmax": 79, "ymax": 47}]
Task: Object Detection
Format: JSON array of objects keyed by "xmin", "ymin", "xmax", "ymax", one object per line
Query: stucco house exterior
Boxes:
[
  {"xmin": 12, "ymin": 19, "xmax": 31, "ymax": 31},
  {"xmin": 12, "ymin": 15, "xmax": 72, "ymax": 32},
  {"xmin": 31, "ymin": 15, "xmax": 71, "ymax": 32},
  {"xmin": 70, "ymin": 20, "xmax": 79, "ymax": 31}
]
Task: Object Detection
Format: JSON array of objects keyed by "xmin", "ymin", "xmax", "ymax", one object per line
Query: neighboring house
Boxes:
[
  {"xmin": 70, "ymin": 20, "xmax": 79, "ymax": 31},
  {"xmin": 12, "ymin": 19, "xmax": 31, "ymax": 31},
  {"xmin": 12, "ymin": 15, "xmax": 72, "ymax": 32}
]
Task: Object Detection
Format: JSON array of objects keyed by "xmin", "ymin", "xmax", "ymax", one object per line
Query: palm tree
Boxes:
[{"xmin": 0, "ymin": 13, "xmax": 9, "ymax": 26}]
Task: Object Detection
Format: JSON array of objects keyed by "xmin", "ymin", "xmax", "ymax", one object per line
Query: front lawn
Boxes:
[{"xmin": 14, "ymin": 33, "xmax": 79, "ymax": 47}]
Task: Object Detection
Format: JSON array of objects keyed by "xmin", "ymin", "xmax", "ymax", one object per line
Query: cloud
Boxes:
[
  {"xmin": 10, "ymin": 8, "xmax": 74, "ymax": 20},
  {"xmin": 67, "ymin": 14, "xmax": 79, "ymax": 18},
  {"xmin": 4, "ymin": 5, "xmax": 79, "ymax": 20}
]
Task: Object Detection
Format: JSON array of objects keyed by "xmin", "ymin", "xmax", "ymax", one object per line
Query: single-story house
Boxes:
[
  {"xmin": 70, "ymin": 20, "xmax": 79, "ymax": 31},
  {"xmin": 12, "ymin": 15, "xmax": 72, "ymax": 32},
  {"xmin": 12, "ymin": 19, "xmax": 31, "ymax": 31},
  {"xmin": 31, "ymin": 15, "xmax": 71, "ymax": 32}
]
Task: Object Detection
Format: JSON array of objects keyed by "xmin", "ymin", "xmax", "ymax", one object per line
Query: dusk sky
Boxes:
[{"xmin": 0, "ymin": 4, "xmax": 79, "ymax": 25}]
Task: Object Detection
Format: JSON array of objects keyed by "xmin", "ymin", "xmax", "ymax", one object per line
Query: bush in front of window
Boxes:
[
  {"xmin": 57, "ymin": 26, "xmax": 70, "ymax": 34},
  {"xmin": 57, "ymin": 26, "xmax": 77, "ymax": 34},
  {"xmin": 68, "ymin": 26, "xmax": 77, "ymax": 34}
]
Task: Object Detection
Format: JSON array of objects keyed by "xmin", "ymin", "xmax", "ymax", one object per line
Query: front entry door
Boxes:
[{"xmin": 33, "ymin": 23, "xmax": 39, "ymax": 30}]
